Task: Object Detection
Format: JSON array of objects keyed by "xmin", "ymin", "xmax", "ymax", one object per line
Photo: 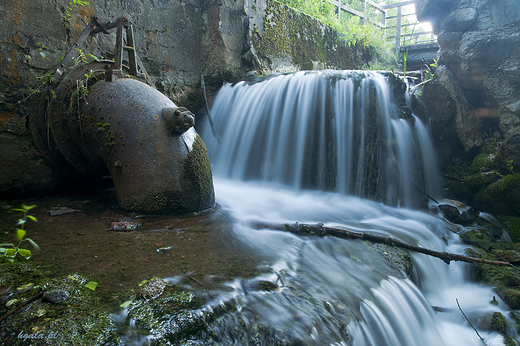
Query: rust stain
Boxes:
[
  {"xmin": 3, "ymin": 0, "xmax": 25, "ymax": 85},
  {"xmin": 474, "ymin": 108, "xmax": 500, "ymax": 118},
  {"xmin": 0, "ymin": 112, "xmax": 17, "ymax": 126}
]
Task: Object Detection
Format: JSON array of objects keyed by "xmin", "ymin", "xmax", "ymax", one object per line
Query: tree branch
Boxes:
[{"xmin": 251, "ymin": 222, "xmax": 513, "ymax": 267}]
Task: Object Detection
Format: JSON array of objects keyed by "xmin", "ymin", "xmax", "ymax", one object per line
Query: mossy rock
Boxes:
[
  {"xmin": 416, "ymin": 81, "xmax": 456, "ymax": 127},
  {"xmin": 469, "ymin": 153, "xmax": 496, "ymax": 175},
  {"xmin": 503, "ymin": 335, "xmax": 517, "ymax": 346},
  {"xmin": 462, "ymin": 230, "xmax": 520, "ymax": 296},
  {"xmin": 473, "ymin": 174, "xmax": 520, "ymax": 216},
  {"xmin": 0, "ymin": 263, "xmax": 116, "ymax": 346},
  {"xmin": 496, "ymin": 288, "xmax": 520, "ymax": 310},
  {"xmin": 490, "ymin": 311, "xmax": 506, "ymax": 334},
  {"xmin": 502, "ymin": 216, "xmax": 520, "ymax": 243},
  {"xmin": 464, "ymin": 171, "xmax": 501, "ymax": 191}
]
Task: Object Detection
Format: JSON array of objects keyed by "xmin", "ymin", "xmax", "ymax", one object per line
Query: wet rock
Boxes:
[
  {"xmin": 254, "ymin": 280, "xmax": 278, "ymax": 291},
  {"xmin": 438, "ymin": 204, "xmax": 478, "ymax": 225},
  {"xmin": 48, "ymin": 207, "xmax": 80, "ymax": 216},
  {"xmin": 490, "ymin": 311, "xmax": 506, "ymax": 334},
  {"xmin": 0, "ymin": 263, "xmax": 115, "ymax": 346},
  {"xmin": 498, "ymin": 250, "xmax": 520, "ymax": 264},
  {"xmin": 474, "ymin": 174, "xmax": 520, "ymax": 217},
  {"xmin": 464, "ymin": 171, "xmax": 501, "ymax": 191},
  {"xmin": 413, "ymin": 81, "xmax": 456, "ymax": 128},
  {"xmin": 496, "ymin": 288, "xmax": 520, "ymax": 310},
  {"xmin": 107, "ymin": 221, "xmax": 141, "ymax": 231},
  {"xmin": 502, "ymin": 217, "xmax": 520, "ymax": 243},
  {"xmin": 496, "ymin": 133, "xmax": 520, "ymax": 174},
  {"xmin": 137, "ymin": 278, "xmax": 167, "ymax": 300},
  {"xmin": 439, "ymin": 7, "xmax": 478, "ymax": 33},
  {"xmin": 42, "ymin": 289, "xmax": 69, "ymax": 304}
]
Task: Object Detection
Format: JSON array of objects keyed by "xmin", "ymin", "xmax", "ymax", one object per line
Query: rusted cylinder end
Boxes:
[
  {"xmin": 30, "ymin": 63, "xmax": 215, "ymax": 214},
  {"xmin": 81, "ymin": 77, "xmax": 215, "ymax": 214}
]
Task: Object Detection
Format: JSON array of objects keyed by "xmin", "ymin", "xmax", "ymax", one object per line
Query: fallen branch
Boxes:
[
  {"xmin": 456, "ymin": 298, "xmax": 486, "ymax": 345},
  {"xmin": 252, "ymin": 222, "xmax": 513, "ymax": 267}
]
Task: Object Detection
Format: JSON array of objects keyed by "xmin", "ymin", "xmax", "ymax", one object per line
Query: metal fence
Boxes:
[{"xmin": 327, "ymin": 0, "xmax": 436, "ymax": 49}]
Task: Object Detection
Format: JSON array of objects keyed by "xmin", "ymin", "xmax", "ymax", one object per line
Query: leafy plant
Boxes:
[
  {"xmin": 424, "ymin": 58, "xmax": 437, "ymax": 82},
  {"xmin": 62, "ymin": 0, "xmax": 90, "ymax": 23},
  {"xmin": 0, "ymin": 205, "xmax": 40, "ymax": 262},
  {"xmin": 507, "ymin": 159, "xmax": 514, "ymax": 173},
  {"xmin": 402, "ymin": 24, "xmax": 415, "ymax": 77}
]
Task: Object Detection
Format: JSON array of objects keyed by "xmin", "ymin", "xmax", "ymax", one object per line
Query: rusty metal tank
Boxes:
[{"xmin": 30, "ymin": 61, "xmax": 215, "ymax": 214}]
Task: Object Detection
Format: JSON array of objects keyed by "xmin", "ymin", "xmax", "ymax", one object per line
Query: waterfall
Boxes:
[
  {"xmin": 168, "ymin": 70, "xmax": 513, "ymax": 346},
  {"xmin": 203, "ymin": 70, "xmax": 434, "ymax": 208}
]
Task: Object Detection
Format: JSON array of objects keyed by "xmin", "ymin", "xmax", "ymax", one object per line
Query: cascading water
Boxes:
[
  {"xmin": 204, "ymin": 70, "xmax": 440, "ymax": 208},
  {"xmin": 119, "ymin": 70, "xmax": 515, "ymax": 345}
]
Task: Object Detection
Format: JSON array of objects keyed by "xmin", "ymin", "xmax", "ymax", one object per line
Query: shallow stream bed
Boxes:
[{"xmin": 0, "ymin": 187, "xmax": 264, "ymax": 310}]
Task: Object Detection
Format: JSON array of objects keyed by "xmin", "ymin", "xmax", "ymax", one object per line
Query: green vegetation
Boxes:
[
  {"xmin": 62, "ymin": 0, "xmax": 90, "ymax": 23},
  {"xmin": 276, "ymin": 0, "xmax": 395, "ymax": 67},
  {"xmin": 0, "ymin": 205, "xmax": 40, "ymax": 262}
]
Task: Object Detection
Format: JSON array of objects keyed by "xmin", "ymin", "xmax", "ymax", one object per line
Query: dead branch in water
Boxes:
[
  {"xmin": 251, "ymin": 222, "xmax": 513, "ymax": 267},
  {"xmin": 456, "ymin": 298, "xmax": 486, "ymax": 345}
]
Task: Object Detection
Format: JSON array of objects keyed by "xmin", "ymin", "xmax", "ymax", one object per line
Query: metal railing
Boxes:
[{"xmin": 327, "ymin": 0, "xmax": 436, "ymax": 49}]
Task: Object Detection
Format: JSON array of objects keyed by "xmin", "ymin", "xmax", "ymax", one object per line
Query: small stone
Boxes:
[
  {"xmin": 42, "ymin": 289, "xmax": 69, "ymax": 304},
  {"xmin": 107, "ymin": 221, "xmax": 141, "ymax": 231},
  {"xmin": 138, "ymin": 278, "xmax": 167, "ymax": 300}
]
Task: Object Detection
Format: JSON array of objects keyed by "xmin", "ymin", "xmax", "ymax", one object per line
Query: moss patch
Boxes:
[
  {"xmin": 182, "ymin": 134, "xmax": 215, "ymax": 210},
  {"xmin": 502, "ymin": 216, "xmax": 520, "ymax": 243},
  {"xmin": 252, "ymin": 0, "xmax": 371, "ymax": 70},
  {"xmin": 0, "ymin": 262, "xmax": 116, "ymax": 346},
  {"xmin": 469, "ymin": 153, "xmax": 496, "ymax": 175}
]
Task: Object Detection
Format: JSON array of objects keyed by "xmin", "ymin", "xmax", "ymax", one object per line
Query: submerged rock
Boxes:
[
  {"xmin": 0, "ymin": 263, "xmax": 115, "ymax": 346},
  {"xmin": 42, "ymin": 289, "xmax": 69, "ymax": 304}
]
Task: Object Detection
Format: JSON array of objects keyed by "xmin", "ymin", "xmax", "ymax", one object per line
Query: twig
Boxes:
[
  {"xmin": 251, "ymin": 222, "xmax": 513, "ymax": 267},
  {"xmin": 201, "ymin": 74, "xmax": 220, "ymax": 144},
  {"xmin": 456, "ymin": 298, "xmax": 486, "ymax": 345},
  {"xmin": 180, "ymin": 269, "xmax": 204, "ymax": 286},
  {"xmin": 0, "ymin": 291, "xmax": 45, "ymax": 322}
]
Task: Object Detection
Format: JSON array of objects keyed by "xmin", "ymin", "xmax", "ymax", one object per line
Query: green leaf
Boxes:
[
  {"xmin": 17, "ymin": 219, "xmax": 26, "ymax": 225},
  {"xmin": 84, "ymin": 281, "xmax": 98, "ymax": 290},
  {"xmin": 120, "ymin": 300, "xmax": 133, "ymax": 308},
  {"xmin": 0, "ymin": 243, "xmax": 15, "ymax": 247},
  {"xmin": 17, "ymin": 283, "xmax": 34, "ymax": 291},
  {"xmin": 5, "ymin": 249, "xmax": 17, "ymax": 256},
  {"xmin": 18, "ymin": 249, "xmax": 31, "ymax": 258},
  {"xmin": 6, "ymin": 299, "xmax": 19, "ymax": 307},
  {"xmin": 27, "ymin": 215, "xmax": 38, "ymax": 222},
  {"xmin": 138, "ymin": 279, "xmax": 149, "ymax": 287},
  {"xmin": 25, "ymin": 238, "xmax": 40, "ymax": 251},
  {"xmin": 16, "ymin": 229, "xmax": 26, "ymax": 241},
  {"xmin": 12, "ymin": 208, "xmax": 25, "ymax": 212}
]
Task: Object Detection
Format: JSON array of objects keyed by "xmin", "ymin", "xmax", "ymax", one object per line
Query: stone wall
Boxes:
[
  {"xmin": 414, "ymin": 0, "xmax": 520, "ymax": 217},
  {"xmin": 0, "ymin": 0, "xmax": 371, "ymax": 197}
]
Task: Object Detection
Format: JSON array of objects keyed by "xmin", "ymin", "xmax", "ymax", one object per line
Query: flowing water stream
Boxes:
[{"xmin": 190, "ymin": 70, "xmax": 515, "ymax": 345}]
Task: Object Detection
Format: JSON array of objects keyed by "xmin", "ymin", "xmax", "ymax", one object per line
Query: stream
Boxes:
[{"xmin": 189, "ymin": 70, "xmax": 515, "ymax": 345}]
